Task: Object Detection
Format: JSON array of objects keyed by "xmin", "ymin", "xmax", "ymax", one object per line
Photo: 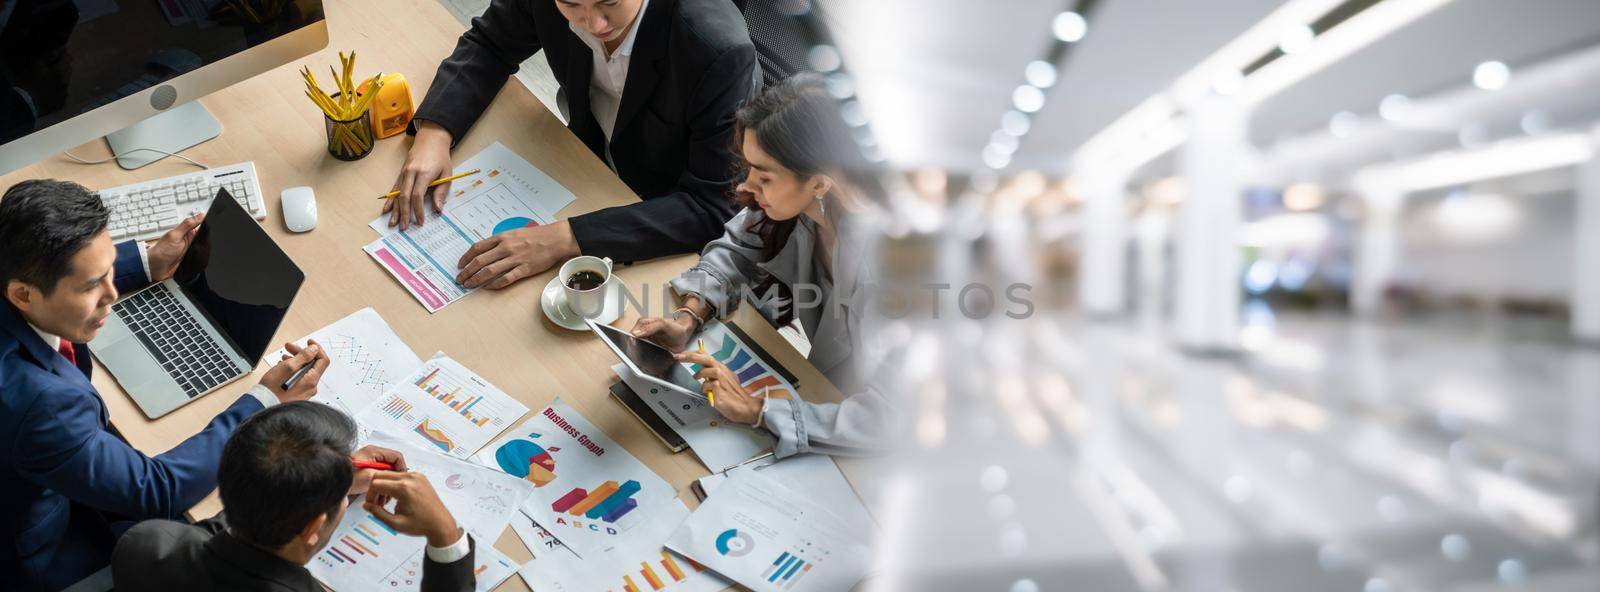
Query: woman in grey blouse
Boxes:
[{"xmin": 630, "ymin": 74, "xmax": 892, "ymax": 459}]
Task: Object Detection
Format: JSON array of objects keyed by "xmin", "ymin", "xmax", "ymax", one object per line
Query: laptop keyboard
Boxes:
[{"xmin": 115, "ymin": 287, "xmax": 239, "ymax": 398}]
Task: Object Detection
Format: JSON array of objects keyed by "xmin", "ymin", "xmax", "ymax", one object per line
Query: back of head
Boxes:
[
  {"xmin": 218, "ymin": 402, "xmax": 356, "ymax": 547},
  {"xmin": 0, "ymin": 180, "xmax": 108, "ymax": 295}
]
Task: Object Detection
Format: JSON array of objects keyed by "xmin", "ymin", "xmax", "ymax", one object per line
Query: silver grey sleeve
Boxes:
[
  {"xmin": 759, "ymin": 383, "xmax": 896, "ymax": 459},
  {"xmin": 669, "ymin": 209, "xmax": 768, "ymax": 318}
]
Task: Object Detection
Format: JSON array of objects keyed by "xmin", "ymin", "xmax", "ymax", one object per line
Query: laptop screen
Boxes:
[{"xmin": 170, "ymin": 191, "xmax": 304, "ymax": 365}]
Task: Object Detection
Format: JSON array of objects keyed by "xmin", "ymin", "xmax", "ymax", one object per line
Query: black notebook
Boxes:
[{"xmin": 608, "ymin": 380, "xmax": 689, "ymax": 452}]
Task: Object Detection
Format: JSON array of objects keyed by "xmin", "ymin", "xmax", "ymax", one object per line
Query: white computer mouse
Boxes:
[{"xmin": 280, "ymin": 186, "xmax": 318, "ymax": 232}]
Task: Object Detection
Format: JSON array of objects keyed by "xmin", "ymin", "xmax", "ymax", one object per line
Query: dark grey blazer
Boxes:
[
  {"xmin": 111, "ymin": 514, "xmax": 475, "ymax": 592},
  {"xmin": 413, "ymin": 0, "xmax": 758, "ymax": 263}
]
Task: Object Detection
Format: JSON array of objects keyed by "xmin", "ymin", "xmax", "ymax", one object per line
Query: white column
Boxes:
[
  {"xmin": 1134, "ymin": 207, "xmax": 1171, "ymax": 324},
  {"xmin": 1352, "ymin": 188, "xmax": 1404, "ymax": 317},
  {"xmin": 1573, "ymin": 153, "xmax": 1600, "ymax": 342},
  {"xmin": 1079, "ymin": 172, "xmax": 1129, "ymax": 316},
  {"xmin": 1174, "ymin": 96, "xmax": 1247, "ymax": 351}
]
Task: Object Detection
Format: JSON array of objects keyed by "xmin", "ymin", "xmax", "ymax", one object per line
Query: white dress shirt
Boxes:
[
  {"xmin": 569, "ymin": 0, "xmax": 652, "ymax": 168},
  {"xmin": 27, "ymin": 242, "xmax": 277, "ymax": 409},
  {"xmin": 423, "ymin": 528, "xmax": 471, "ymax": 563}
]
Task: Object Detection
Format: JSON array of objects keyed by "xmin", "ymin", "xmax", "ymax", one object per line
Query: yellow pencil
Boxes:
[
  {"xmin": 377, "ymin": 169, "xmax": 482, "ymax": 199},
  {"xmin": 699, "ymin": 339, "xmax": 715, "ymax": 406}
]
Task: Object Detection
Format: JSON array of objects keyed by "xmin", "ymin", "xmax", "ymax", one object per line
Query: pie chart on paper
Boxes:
[{"xmin": 492, "ymin": 217, "xmax": 539, "ymax": 235}]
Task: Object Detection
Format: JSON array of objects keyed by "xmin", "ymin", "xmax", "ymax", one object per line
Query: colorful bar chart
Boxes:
[
  {"xmin": 611, "ymin": 551, "xmax": 706, "ymax": 592},
  {"xmin": 639, "ymin": 562, "xmax": 665, "ymax": 590},
  {"xmin": 550, "ymin": 479, "xmax": 642, "ymax": 523},
  {"xmin": 568, "ymin": 481, "xmax": 620, "ymax": 515},
  {"xmin": 416, "ymin": 365, "xmax": 497, "ymax": 427},
  {"xmin": 321, "ymin": 514, "xmax": 397, "ymax": 565},
  {"xmin": 659, "ymin": 551, "xmax": 687, "ymax": 581},
  {"xmin": 687, "ymin": 328, "xmax": 796, "ymax": 401},
  {"xmin": 761, "ymin": 551, "xmax": 813, "ymax": 587},
  {"xmin": 586, "ymin": 480, "xmax": 641, "ymax": 519},
  {"xmin": 379, "ymin": 396, "xmax": 412, "ymax": 420}
]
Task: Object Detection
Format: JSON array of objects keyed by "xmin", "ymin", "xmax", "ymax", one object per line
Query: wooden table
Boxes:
[{"xmin": 0, "ymin": 1, "xmax": 865, "ymax": 590}]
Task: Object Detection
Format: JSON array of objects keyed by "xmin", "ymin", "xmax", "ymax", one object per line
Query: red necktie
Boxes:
[{"xmin": 59, "ymin": 341, "xmax": 77, "ymax": 367}]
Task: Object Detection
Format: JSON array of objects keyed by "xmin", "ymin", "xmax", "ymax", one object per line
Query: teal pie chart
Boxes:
[
  {"xmin": 715, "ymin": 528, "xmax": 754, "ymax": 557},
  {"xmin": 492, "ymin": 217, "xmax": 536, "ymax": 235}
]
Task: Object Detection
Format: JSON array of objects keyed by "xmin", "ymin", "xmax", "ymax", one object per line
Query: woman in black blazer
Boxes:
[{"xmin": 390, "ymin": 0, "xmax": 759, "ymax": 290}]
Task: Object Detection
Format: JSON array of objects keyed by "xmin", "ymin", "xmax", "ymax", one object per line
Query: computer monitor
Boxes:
[{"xmin": 0, "ymin": 0, "xmax": 328, "ymax": 174}]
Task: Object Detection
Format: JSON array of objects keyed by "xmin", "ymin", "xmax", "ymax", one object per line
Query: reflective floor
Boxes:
[{"xmin": 874, "ymin": 308, "xmax": 1600, "ymax": 591}]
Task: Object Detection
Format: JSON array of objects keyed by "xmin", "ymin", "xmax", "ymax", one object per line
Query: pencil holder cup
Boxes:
[{"xmin": 324, "ymin": 105, "xmax": 375, "ymax": 161}]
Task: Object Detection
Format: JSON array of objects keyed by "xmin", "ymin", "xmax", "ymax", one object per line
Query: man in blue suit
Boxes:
[{"xmin": 0, "ymin": 180, "xmax": 332, "ymax": 591}]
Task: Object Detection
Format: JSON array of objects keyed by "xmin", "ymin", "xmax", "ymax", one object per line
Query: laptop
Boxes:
[{"xmin": 91, "ymin": 190, "xmax": 305, "ymax": 418}]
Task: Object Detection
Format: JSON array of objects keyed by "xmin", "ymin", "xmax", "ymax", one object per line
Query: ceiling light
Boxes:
[
  {"xmin": 1472, "ymin": 60, "xmax": 1510, "ymax": 91},
  {"xmin": 1378, "ymin": 94, "xmax": 1411, "ymax": 122},
  {"xmin": 1053, "ymin": 11, "xmax": 1087, "ymax": 43},
  {"xmin": 1001, "ymin": 111, "xmax": 1031, "ymax": 136},
  {"xmin": 1278, "ymin": 25, "xmax": 1315, "ymax": 55},
  {"xmin": 839, "ymin": 100, "xmax": 867, "ymax": 127},
  {"xmin": 1025, "ymin": 60, "xmax": 1058, "ymax": 89},
  {"xmin": 1354, "ymin": 132, "xmax": 1595, "ymax": 192},
  {"xmin": 1329, "ymin": 111, "xmax": 1360, "ymax": 138},
  {"xmin": 991, "ymin": 130, "xmax": 1020, "ymax": 152},
  {"xmin": 807, "ymin": 45, "xmax": 842, "ymax": 72},
  {"xmin": 1013, "ymin": 85, "xmax": 1046, "ymax": 113},
  {"xmin": 825, "ymin": 73, "xmax": 855, "ymax": 99},
  {"xmin": 983, "ymin": 145, "xmax": 1013, "ymax": 169}
]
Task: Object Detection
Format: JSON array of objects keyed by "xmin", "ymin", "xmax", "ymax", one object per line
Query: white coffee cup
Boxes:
[{"xmin": 559, "ymin": 255, "xmax": 613, "ymax": 319}]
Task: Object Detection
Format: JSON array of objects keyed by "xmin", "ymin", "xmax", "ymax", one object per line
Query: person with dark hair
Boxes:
[
  {"xmin": 630, "ymin": 73, "xmax": 895, "ymax": 459},
  {"xmin": 112, "ymin": 402, "xmax": 475, "ymax": 592},
  {"xmin": 0, "ymin": 179, "xmax": 330, "ymax": 591},
  {"xmin": 390, "ymin": 0, "xmax": 759, "ymax": 290}
]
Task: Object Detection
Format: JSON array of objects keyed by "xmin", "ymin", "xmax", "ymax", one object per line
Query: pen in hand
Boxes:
[
  {"xmin": 699, "ymin": 339, "xmax": 715, "ymax": 406},
  {"xmin": 280, "ymin": 362, "xmax": 314, "ymax": 391}
]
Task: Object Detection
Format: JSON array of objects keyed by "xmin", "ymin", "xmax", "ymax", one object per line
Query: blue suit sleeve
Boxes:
[
  {"xmin": 14, "ymin": 385, "xmax": 264, "ymax": 521},
  {"xmin": 112, "ymin": 240, "xmax": 150, "ymax": 294}
]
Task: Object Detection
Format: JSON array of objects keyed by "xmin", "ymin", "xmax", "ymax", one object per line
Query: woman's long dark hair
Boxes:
[
  {"xmin": 729, "ymin": 73, "xmax": 883, "ymax": 324},
  {"xmin": 732, "ymin": 73, "xmax": 880, "ymax": 261}
]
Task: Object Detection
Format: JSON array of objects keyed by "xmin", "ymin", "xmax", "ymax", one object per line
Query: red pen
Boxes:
[{"xmin": 351, "ymin": 459, "xmax": 394, "ymax": 471}]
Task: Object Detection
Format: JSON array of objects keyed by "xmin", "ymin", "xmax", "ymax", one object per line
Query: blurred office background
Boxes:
[{"xmin": 807, "ymin": 0, "xmax": 1600, "ymax": 590}]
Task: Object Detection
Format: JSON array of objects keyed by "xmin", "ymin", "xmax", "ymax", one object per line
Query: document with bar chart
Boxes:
[
  {"xmin": 355, "ymin": 353, "xmax": 529, "ymax": 459},
  {"xmin": 265, "ymin": 307, "xmax": 423, "ymax": 416},
  {"xmin": 666, "ymin": 470, "xmax": 873, "ymax": 592},
  {"xmin": 365, "ymin": 430, "xmax": 535, "ymax": 538},
  {"xmin": 518, "ymin": 499, "xmax": 731, "ymax": 592},
  {"xmin": 308, "ymin": 503, "xmax": 521, "ymax": 592},
  {"xmin": 614, "ymin": 362, "xmax": 775, "ymax": 473},
  {"xmin": 613, "ymin": 321, "xmax": 795, "ymax": 472},
  {"xmin": 475, "ymin": 397, "xmax": 672, "ymax": 559},
  {"xmin": 365, "ymin": 142, "xmax": 576, "ymax": 313}
]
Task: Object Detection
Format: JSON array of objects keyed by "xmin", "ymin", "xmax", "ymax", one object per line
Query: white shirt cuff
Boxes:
[
  {"xmin": 424, "ymin": 530, "xmax": 471, "ymax": 563},
  {"xmin": 136, "ymin": 241, "xmax": 151, "ymax": 278},
  {"xmin": 245, "ymin": 384, "xmax": 278, "ymax": 409}
]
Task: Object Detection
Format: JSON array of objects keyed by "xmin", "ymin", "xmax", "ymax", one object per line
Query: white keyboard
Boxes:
[{"xmin": 96, "ymin": 162, "xmax": 267, "ymax": 242}]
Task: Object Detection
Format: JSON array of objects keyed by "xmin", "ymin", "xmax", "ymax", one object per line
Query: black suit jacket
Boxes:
[
  {"xmin": 413, "ymin": 0, "xmax": 757, "ymax": 263},
  {"xmin": 111, "ymin": 514, "xmax": 475, "ymax": 592}
]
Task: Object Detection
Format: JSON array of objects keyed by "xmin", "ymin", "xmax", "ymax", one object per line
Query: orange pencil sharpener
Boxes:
[{"xmin": 357, "ymin": 73, "xmax": 415, "ymax": 139}]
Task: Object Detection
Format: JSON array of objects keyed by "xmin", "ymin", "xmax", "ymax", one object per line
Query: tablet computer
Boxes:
[{"xmin": 589, "ymin": 320, "xmax": 707, "ymax": 401}]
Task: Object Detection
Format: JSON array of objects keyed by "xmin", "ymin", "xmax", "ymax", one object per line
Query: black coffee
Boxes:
[{"xmin": 566, "ymin": 270, "xmax": 605, "ymax": 291}]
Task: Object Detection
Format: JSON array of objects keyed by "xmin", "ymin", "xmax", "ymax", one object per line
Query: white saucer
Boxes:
[{"xmin": 541, "ymin": 275, "xmax": 625, "ymax": 331}]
